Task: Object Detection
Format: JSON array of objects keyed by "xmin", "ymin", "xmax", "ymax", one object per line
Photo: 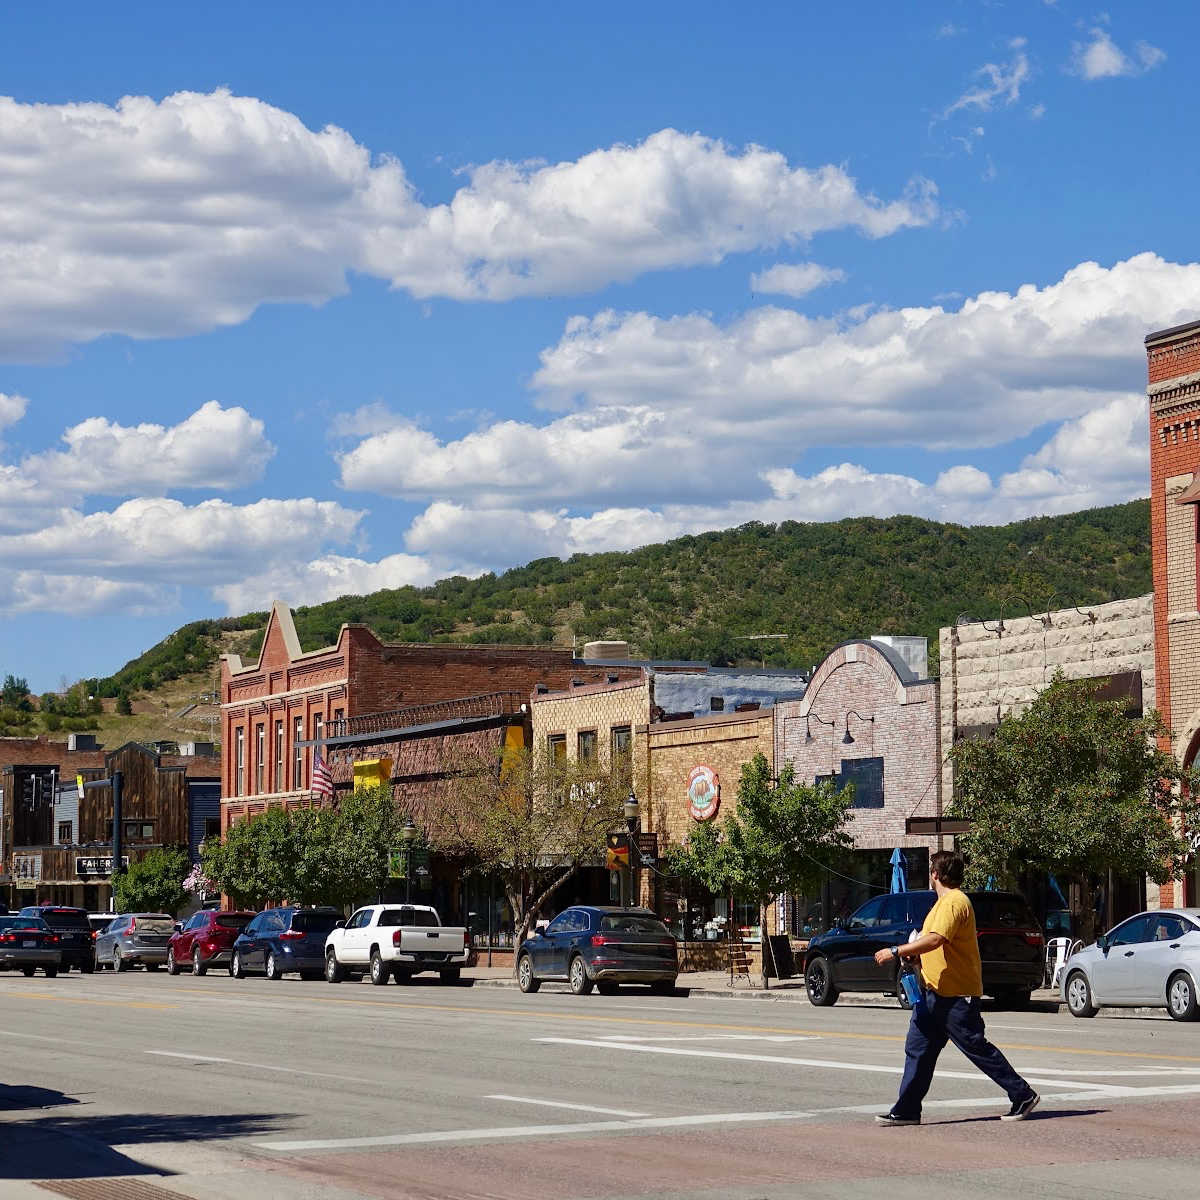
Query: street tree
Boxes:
[
  {"xmin": 668, "ymin": 753, "xmax": 854, "ymax": 987},
  {"xmin": 949, "ymin": 673, "xmax": 1200, "ymax": 944},
  {"xmin": 113, "ymin": 846, "xmax": 191, "ymax": 916},
  {"xmin": 437, "ymin": 746, "xmax": 632, "ymax": 948}
]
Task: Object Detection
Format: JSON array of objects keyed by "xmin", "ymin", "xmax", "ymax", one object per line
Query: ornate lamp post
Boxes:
[
  {"xmin": 401, "ymin": 816, "xmax": 417, "ymax": 903},
  {"xmin": 623, "ymin": 790, "xmax": 640, "ymax": 908}
]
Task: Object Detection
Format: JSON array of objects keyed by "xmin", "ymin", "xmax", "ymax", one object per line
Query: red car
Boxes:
[{"xmin": 167, "ymin": 910, "xmax": 255, "ymax": 976}]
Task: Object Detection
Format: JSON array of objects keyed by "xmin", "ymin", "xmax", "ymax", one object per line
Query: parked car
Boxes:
[
  {"xmin": 18, "ymin": 905, "xmax": 95, "ymax": 972},
  {"xmin": 803, "ymin": 889, "xmax": 1044, "ymax": 1008},
  {"xmin": 516, "ymin": 906, "xmax": 678, "ymax": 996},
  {"xmin": 94, "ymin": 913, "xmax": 175, "ymax": 971},
  {"xmin": 0, "ymin": 915, "xmax": 61, "ymax": 977},
  {"xmin": 1062, "ymin": 908, "xmax": 1200, "ymax": 1021},
  {"xmin": 230, "ymin": 907, "xmax": 342, "ymax": 980},
  {"xmin": 324, "ymin": 903, "xmax": 471, "ymax": 985},
  {"xmin": 167, "ymin": 910, "xmax": 255, "ymax": 976}
]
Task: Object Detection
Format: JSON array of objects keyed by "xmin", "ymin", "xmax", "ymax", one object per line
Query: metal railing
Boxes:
[{"xmin": 328, "ymin": 691, "xmax": 527, "ymax": 739}]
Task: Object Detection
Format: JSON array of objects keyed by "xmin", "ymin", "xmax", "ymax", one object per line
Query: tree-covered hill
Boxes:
[{"xmin": 98, "ymin": 498, "xmax": 1151, "ymax": 696}]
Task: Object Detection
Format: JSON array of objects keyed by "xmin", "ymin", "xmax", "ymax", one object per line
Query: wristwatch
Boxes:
[{"xmin": 890, "ymin": 946, "xmax": 901, "ymax": 959}]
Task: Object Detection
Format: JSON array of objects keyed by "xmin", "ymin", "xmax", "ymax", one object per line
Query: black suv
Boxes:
[
  {"xmin": 17, "ymin": 906, "xmax": 95, "ymax": 972},
  {"xmin": 803, "ymin": 890, "xmax": 1044, "ymax": 1009}
]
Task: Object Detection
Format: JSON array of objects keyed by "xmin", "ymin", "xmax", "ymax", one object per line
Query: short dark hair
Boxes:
[{"xmin": 930, "ymin": 850, "xmax": 965, "ymax": 887}]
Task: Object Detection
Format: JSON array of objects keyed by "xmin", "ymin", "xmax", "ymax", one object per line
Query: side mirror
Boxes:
[
  {"xmin": 1096, "ymin": 934, "xmax": 1108, "ymax": 953},
  {"xmin": 335, "ymin": 920, "xmax": 346, "ymax": 929},
  {"xmin": 832, "ymin": 916, "xmax": 846, "ymax": 930}
]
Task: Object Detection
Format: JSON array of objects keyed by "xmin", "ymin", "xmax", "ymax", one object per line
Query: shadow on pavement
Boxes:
[
  {"xmin": 930, "ymin": 1107, "xmax": 1108, "ymax": 1125},
  {"xmin": 0, "ymin": 1106, "xmax": 291, "ymax": 1180},
  {"xmin": 0, "ymin": 1083, "xmax": 80, "ymax": 1111}
]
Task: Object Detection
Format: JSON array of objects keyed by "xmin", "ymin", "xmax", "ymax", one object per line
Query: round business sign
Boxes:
[{"xmin": 687, "ymin": 765, "xmax": 721, "ymax": 822}]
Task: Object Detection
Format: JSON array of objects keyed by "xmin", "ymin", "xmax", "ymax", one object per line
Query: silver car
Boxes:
[
  {"xmin": 95, "ymin": 912, "xmax": 175, "ymax": 972},
  {"xmin": 1061, "ymin": 908, "xmax": 1200, "ymax": 1021}
]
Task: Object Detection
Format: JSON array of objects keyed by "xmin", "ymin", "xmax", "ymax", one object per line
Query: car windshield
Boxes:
[
  {"xmin": 378, "ymin": 908, "xmax": 440, "ymax": 928},
  {"xmin": 599, "ymin": 915, "xmax": 670, "ymax": 935},
  {"xmin": 39, "ymin": 909, "xmax": 89, "ymax": 930},
  {"xmin": 972, "ymin": 896, "xmax": 1037, "ymax": 929},
  {"xmin": 291, "ymin": 911, "xmax": 340, "ymax": 934},
  {"xmin": 0, "ymin": 916, "xmax": 47, "ymax": 932},
  {"xmin": 215, "ymin": 914, "xmax": 252, "ymax": 930}
]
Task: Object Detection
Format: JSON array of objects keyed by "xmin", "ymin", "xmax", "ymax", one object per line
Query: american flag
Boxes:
[{"xmin": 311, "ymin": 752, "xmax": 335, "ymax": 800}]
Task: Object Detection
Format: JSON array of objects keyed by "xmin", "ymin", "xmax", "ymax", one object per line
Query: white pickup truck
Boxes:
[{"xmin": 323, "ymin": 903, "xmax": 472, "ymax": 986}]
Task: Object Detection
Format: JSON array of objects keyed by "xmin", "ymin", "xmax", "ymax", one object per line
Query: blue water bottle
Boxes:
[{"xmin": 898, "ymin": 955, "xmax": 923, "ymax": 1008}]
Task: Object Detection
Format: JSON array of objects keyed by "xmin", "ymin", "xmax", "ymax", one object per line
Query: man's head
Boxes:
[{"xmin": 929, "ymin": 850, "xmax": 965, "ymax": 889}]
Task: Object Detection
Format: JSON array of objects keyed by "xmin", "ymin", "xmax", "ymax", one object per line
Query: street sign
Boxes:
[{"xmin": 76, "ymin": 855, "xmax": 129, "ymax": 876}]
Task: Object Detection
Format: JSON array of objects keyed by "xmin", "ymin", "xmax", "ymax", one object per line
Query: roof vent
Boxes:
[
  {"xmin": 606, "ymin": 673, "xmax": 620, "ymax": 684},
  {"xmin": 534, "ymin": 683, "xmax": 549, "ymax": 694},
  {"xmin": 67, "ymin": 733, "xmax": 98, "ymax": 752}
]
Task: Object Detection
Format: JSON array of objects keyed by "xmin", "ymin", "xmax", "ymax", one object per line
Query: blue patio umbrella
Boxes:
[{"xmin": 889, "ymin": 847, "xmax": 907, "ymax": 894}]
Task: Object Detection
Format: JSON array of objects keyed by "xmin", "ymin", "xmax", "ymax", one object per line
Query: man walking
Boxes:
[{"xmin": 873, "ymin": 849, "xmax": 1040, "ymax": 1125}]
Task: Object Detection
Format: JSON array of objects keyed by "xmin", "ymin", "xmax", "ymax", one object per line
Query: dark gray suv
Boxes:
[{"xmin": 94, "ymin": 913, "xmax": 175, "ymax": 971}]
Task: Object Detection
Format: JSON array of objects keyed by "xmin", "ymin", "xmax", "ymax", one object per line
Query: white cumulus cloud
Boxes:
[
  {"xmin": 1070, "ymin": 29, "xmax": 1166, "ymax": 80},
  {"xmin": 944, "ymin": 42, "xmax": 1031, "ymax": 117},
  {"xmin": 750, "ymin": 262, "xmax": 847, "ymax": 298},
  {"xmin": 0, "ymin": 572, "xmax": 174, "ymax": 617},
  {"xmin": 0, "ymin": 90, "xmax": 938, "ymax": 359}
]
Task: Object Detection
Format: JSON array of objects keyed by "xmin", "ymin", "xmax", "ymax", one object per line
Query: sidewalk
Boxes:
[{"xmin": 464, "ymin": 964, "xmax": 1065, "ymax": 1008}]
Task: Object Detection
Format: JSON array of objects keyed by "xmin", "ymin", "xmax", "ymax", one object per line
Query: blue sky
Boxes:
[{"xmin": 0, "ymin": 1, "xmax": 1196, "ymax": 692}]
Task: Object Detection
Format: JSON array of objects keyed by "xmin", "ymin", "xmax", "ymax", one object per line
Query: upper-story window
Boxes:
[
  {"xmin": 255, "ymin": 723, "xmax": 266, "ymax": 794},
  {"xmin": 57, "ymin": 821, "xmax": 72, "ymax": 844},
  {"xmin": 312, "ymin": 714, "xmax": 324, "ymax": 774},
  {"xmin": 274, "ymin": 720, "xmax": 284, "ymax": 791},
  {"xmin": 548, "ymin": 734, "xmax": 566, "ymax": 762},
  {"xmin": 611, "ymin": 726, "xmax": 632, "ymax": 781},
  {"xmin": 235, "ymin": 726, "xmax": 245, "ymax": 797},
  {"xmin": 578, "ymin": 729, "xmax": 598, "ymax": 762},
  {"xmin": 293, "ymin": 715, "xmax": 304, "ymax": 790}
]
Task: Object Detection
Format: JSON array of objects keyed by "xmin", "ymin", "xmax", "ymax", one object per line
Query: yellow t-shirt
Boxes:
[{"xmin": 919, "ymin": 888, "xmax": 983, "ymax": 997}]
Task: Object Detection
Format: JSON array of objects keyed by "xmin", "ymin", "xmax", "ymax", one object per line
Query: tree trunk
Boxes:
[{"xmin": 759, "ymin": 900, "xmax": 769, "ymax": 989}]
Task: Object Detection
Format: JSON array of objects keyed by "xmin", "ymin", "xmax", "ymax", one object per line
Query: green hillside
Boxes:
[{"xmin": 96, "ymin": 498, "xmax": 1151, "ymax": 698}]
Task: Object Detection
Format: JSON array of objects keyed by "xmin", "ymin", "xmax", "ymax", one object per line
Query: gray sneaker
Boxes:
[
  {"xmin": 1001, "ymin": 1092, "xmax": 1040, "ymax": 1121},
  {"xmin": 874, "ymin": 1112, "xmax": 921, "ymax": 1126}
]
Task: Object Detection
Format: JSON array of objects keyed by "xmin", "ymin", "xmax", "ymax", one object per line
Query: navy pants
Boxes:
[{"xmin": 892, "ymin": 990, "xmax": 1033, "ymax": 1119}]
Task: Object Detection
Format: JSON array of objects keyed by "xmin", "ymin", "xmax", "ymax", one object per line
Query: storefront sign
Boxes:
[
  {"xmin": 687, "ymin": 765, "xmax": 721, "ymax": 822},
  {"xmin": 75, "ymin": 855, "xmax": 129, "ymax": 877},
  {"xmin": 13, "ymin": 853, "xmax": 41, "ymax": 886}
]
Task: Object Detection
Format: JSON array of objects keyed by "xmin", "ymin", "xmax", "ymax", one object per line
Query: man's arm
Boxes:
[{"xmin": 873, "ymin": 932, "xmax": 946, "ymax": 965}]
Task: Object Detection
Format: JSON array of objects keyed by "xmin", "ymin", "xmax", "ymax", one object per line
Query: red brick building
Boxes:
[
  {"xmin": 1147, "ymin": 317, "xmax": 1200, "ymax": 906},
  {"xmin": 219, "ymin": 602, "xmax": 640, "ymax": 832}
]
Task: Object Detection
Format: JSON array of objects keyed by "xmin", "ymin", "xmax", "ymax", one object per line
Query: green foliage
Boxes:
[
  {"xmin": 96, "ymin": 500, "xmax": 1151, "ymax": 698},
  {"xmin": 668, "ymin": 754, "xmax": 854, "ymax": 910},
  {"xmin": 1, "ymin": 675, "xmax": 32, "ymax": 709},
  {"xmin": 113, "ymin": 847, "xmax": 191, "ymax": 916},
  {"xmin": 950, "ymin": 673, "xmax": 1200, "ymax": 940},
  {"xmin": 200, "ymin": 786, "xmax": 404, "ymax": 910},
  {"xmin": 116, "ymin": 692, "xmax": 134, "ymax": 716}
]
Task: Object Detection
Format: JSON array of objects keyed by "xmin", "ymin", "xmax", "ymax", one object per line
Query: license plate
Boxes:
[{"xmin": 22, "ymin": 940, "xmax": 35, "ymax": 947}]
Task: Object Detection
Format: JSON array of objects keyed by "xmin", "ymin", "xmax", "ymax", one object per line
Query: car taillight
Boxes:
[
  {"xmin": 91, "ymin": 930, "xmax": 99, "ymax": 940},
  {"xmin": 463, "ymin": 930, "xmax": 470, "ymax": 948},
  {"xmin": 128, "ymin": 917, "xmax": 136, "ymax": 931},
  {"xmin": 1023, "ymin": 932, "xmax": 1044, "ymax": 946},
  {"xmin": 47, "ymin": 934, "xmax": 58, "ymax": 944},
  {"xmin": 0, "ymin": 934, "xmax": 14, "ymax": 944},
  {"xmin": 279, "ymin": 930, "xmax": 305, "ymax": 940},
  {"xmin": 393, "ymin": 930, "xmax": 403, "ymax": 947},
  {"xmin": 590, "ymin": 934, "xmax": 616, "ymax": 946}
]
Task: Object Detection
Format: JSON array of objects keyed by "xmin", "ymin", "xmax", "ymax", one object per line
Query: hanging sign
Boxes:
[{"xmin": 687, "ymin": 765, "xmax": 721, "ymax": 822}]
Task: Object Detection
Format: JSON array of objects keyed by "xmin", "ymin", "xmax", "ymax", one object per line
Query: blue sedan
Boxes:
[{"xmin": 517, "ymin": 905, "xmax": 678, "ymax": 996}]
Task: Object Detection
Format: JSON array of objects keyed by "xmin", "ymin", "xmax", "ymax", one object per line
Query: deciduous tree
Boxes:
[{"xmin": 113, "ymin": 846, "xmax": 190, "ymax": 916}]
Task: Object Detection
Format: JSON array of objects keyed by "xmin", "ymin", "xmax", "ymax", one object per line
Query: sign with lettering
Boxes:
[
  {"xmin": 687, "ymin": 765, "xmax": 721, "ymax": 822},
  {"xmin": 13, "ymin": 854, "xmax": 41, "ymax": 885},
  {"xmin": 75, "ymin": 855, "xmax": 129, "ymax": 877}
]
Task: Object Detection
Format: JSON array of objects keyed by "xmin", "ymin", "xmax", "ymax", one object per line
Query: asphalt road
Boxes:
[{"xmin": 1, "ymin": 969, "xmax": 1198, "ymax": 1199}]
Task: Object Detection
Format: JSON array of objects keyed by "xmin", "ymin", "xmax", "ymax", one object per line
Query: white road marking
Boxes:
[
  {"xmin": 145, "ymin": 1050, "xmax": 365, "ymax": 1085},
  {"xmin": 486, "ymin": 1094, "xmax": 649, "ymax": 1117},
  {"xmin": 598, "ymin": 1034, "xmax": 817, "ymax": 1043},
  {"xmin": 534, "ymin": 1036, "xmax": 1108, "ymax": 1090},
  {"xmin": 254, "ymin": 1109, "xmax": 814, "ymax": 1152}
]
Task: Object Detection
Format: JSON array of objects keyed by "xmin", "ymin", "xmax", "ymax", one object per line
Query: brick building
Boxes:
[
  {"xmin": 1148, "ymin": 317, "xmax": 1200, "ymax": 906},
  {"xmin": 775, "ymin": 638, "xmax": 940, "ymax": 925}
]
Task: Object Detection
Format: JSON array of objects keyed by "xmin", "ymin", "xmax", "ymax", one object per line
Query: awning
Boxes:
[{"xmin": 1176, "ymin": 477, "xmax": 1200, "ymax": 504}]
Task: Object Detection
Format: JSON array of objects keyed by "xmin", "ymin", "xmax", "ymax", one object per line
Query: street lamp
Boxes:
[
  {"xmin": 401, "ymin": 816, "xmax": 417, "ymax": 903},
  {"xmin": 842, "ymin": 710, "xmax": 874, "ymax": 745},
  {"xmin": 804, "ymin": 712, "xmax": 834, "ymax": 744},
  {"xmin": 623, "ymin": 791, "xmax": 640, "ymax": 909}
]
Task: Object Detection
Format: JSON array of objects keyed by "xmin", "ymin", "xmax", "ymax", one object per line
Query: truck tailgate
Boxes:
[{"xmin": 397, "ymin": 928, "xmax": 466, "ymax": 955}]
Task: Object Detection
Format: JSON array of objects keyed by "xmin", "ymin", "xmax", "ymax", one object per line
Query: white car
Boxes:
[
  {"xmin": 1062, "ymin": 907, "xmax": 1200, "ymax": 1021},
  {"xmin": 323, "ymin": 903, "xmax": 471, "ymax": 986}
]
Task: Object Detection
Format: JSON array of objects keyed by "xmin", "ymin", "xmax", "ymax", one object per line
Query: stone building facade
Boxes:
[
  {"xmin": 1148, "ymin": 316, "xmax": 1200, "ymax": 907},
  {"xmin": 938, "ymin": 594, "xmax": 1156, "ymax": 812},
  {"xmin": 529, "ymin": 673, "xmax": 650, "ymax": 779}
]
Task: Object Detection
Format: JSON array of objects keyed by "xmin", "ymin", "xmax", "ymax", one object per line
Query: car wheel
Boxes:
[
  {"xmin": 325, "ymin": 949, "xmax": 345, "ymax": 983},
  {"xmin": 44, "ymin": 966, "xmax": 58, "ymax": 978},
  {"xmin": 113, "ymin": 947, "xmax": 128, "ymax": 973},
  {"xmin": 21, "ymin": 966, "xmax": 35, "ymax": 977},
  {"xmin": 517, "ymin": 953, "xmax": 540, "ymax": 993},
  {"xmin": 1065, "ymin": 970, "xmax": 1097, "ymax": 1018},
  {"xmin": 439, "ymin": 967, "xmax": 461, "ymax": 985},
  {"xmin": 166, "ymin": 948, "xmax": 180, "ymax": 976},
  {"xmin": 230, "ymin": 950, "xmax": 245, "ymax": 979},
  {"xmin": 597, "ymin": 982, "xmax": 620, "ymax": 996},
  {"xmin": 1167, "ymin": 971, "xmax": 1199, "ymax": 1021},
  {"xmin": 804, "ymin": 956, "xmax": 838, "ymax": 1006},
  {"xmin": 265, "ymin": 952, "xmax": 283, "ymax": 981},
  {"xmin": 369, "ymin": 950, "xmax": 390, "ymax": 986},
  {"xmin": 191, "ymin": 947, "xmax": 207, "ymax": 977},
  {"xmin": 568, "ymin": 955, "xmax": 593, "ymax": 996}
]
